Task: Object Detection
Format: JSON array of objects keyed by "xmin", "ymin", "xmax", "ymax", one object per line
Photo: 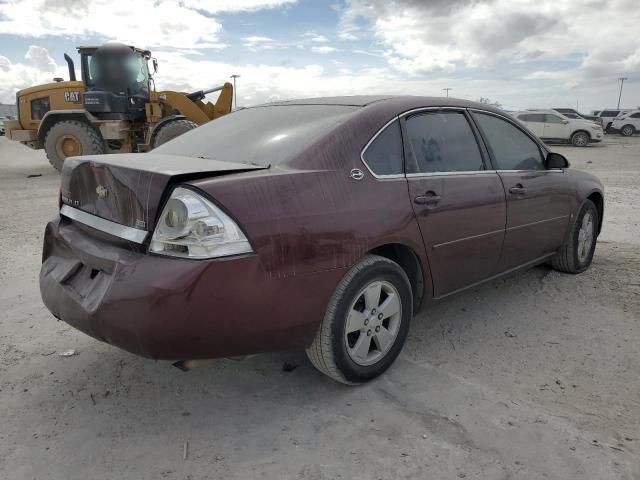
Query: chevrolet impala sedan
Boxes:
[{"xmin": 40, "ymin": 96, "xmax": 604, "ymax": 384}]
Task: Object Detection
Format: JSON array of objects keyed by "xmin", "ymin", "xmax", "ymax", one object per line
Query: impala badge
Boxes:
[{"xmin": 96, "ymin": 185, "xmax": 109, "ymax": 199}]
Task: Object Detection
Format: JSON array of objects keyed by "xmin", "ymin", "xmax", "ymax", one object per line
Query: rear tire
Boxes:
[
  {"xmin": 306, "ymin": 254, "xmax": 413, "ymax": 384},
  {"xmin": 551, "ymin": 200, "xmax": 598, "ymax": 274},
  {"xmin": 570, "ymin": 131, "xmax": 590, "ymax": 147},
  {"xmin": 620, "ymin": 125, "xmax": 635, "ymax": 137},
  {"xmin": 44, "ymin": 120, "xmax": 105, "ymax": 171},
  {"xmin": 151, "ymin": 119, "xmax": 198, "ymax": 148}
]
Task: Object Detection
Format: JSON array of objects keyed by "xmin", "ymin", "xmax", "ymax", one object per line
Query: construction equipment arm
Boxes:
[{"xmin": 186, "ymin": 85, "xmax": 226, "ymax": 102}]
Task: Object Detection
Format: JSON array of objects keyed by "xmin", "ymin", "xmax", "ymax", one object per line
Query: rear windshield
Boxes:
[{"xmin": 154, "ymin": 104, "xmax": 359, "ymax": 166}]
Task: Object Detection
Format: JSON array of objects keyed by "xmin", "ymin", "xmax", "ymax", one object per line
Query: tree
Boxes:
[{"xmin": 478, "ymin": 97, "xmax": 502, "ymax": 108}]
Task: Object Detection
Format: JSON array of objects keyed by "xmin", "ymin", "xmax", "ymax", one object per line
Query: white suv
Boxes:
[
  {"xmin": 596, "ymin": 109, "xmax": 632, "ymax": 131},
  {"xmin": 610, "ymin": 110, "xmax": 640, "ymax": 136},
  {"xmin": 514, "ymin": 110, "xmax": 603, "ymax": 147}
]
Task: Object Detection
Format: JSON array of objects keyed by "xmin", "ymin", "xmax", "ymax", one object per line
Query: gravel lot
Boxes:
[{"xmin": 1, "ymin": 135, "xmax": 639, "ymax": 480}]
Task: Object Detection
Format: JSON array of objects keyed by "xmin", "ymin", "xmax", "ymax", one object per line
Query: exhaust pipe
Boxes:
[{"xmin": 64, "ymin": 53, "xmax": 76, "ymax": 81}]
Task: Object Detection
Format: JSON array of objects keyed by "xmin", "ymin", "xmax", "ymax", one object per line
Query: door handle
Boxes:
[
  {"xmin": 414, "ymin": 191, "xmax": 441, "ymax": 205},
  {"xmin": 509, "ymin": 184, "xmax": 527, "ymax": 195}
]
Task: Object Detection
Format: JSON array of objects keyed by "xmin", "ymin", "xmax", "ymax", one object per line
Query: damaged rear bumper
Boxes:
[{"xmin": 40, "ymin": 216, "xmax": 335, "ymax": 360}]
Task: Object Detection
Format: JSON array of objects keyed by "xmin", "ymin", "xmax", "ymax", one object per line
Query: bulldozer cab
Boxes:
[
  {"xmin": 78, "ymin": 44, "xmax": 153, "ymax": 121},
  {"xmin": 5, "ymin": 41, "xmax": 233, "ymax": 171}
]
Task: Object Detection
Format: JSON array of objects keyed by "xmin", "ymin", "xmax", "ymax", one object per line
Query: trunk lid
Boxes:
[{"xmin": 61, "ymin": 153, "xmax": 266, "ymax": 232}]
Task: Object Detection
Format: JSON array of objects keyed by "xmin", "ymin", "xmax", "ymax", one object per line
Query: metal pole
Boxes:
[
  {"xmin": 617, "ymin": 77, "xmax": 628, "ymax": 110},
  {"xmin": 230, "ymin": 74, "xmax": 240, "ymax": 110},
  {"xmin": 443, "ymin": 88, "xmax": 452, "ymax": 98}
]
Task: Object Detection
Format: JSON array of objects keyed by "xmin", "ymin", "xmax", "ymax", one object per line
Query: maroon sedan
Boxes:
[{"xmin": 40, "ymin": 96, "xmax": 604, "ymax": 384}]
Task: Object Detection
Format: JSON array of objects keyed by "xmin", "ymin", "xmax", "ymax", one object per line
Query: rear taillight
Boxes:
[{"xmin": 149, "ymin": 187, "xmax": 252, "ymax": 259}]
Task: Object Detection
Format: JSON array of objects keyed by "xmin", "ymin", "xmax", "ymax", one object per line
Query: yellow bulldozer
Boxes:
[{"xmin": 4, "ymin": 43, "xmax": 233, "ymax": 170}]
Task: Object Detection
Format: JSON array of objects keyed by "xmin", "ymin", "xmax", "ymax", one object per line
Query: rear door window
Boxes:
[
  {"xmin": 544, "ymin": 114, "xmax": 564, "ymax": 123},
  {"xmin": 473, "ymin": 112, "xmax": 545, "ymax": 171},
  {"xmin": 362, "ymin": 120, "xmax": 404, "ymax": 176},
  {"xmin": 404, "ymin": 111, "xmax": 485, "ymax": 173}
]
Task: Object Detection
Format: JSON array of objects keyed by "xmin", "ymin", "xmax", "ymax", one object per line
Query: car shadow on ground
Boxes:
[{"xmin": 36, "ymin": 262, "xmax": 563, "ymax": 411}]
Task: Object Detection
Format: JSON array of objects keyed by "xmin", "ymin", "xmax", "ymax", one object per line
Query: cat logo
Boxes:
[{"xmin": 64, "ymin": 91, "xmax": 81, "ymax": 103}]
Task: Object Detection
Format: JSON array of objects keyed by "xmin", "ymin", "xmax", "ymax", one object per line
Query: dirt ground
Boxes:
[{"xmin": 0, "ymin": 134, "xmax": 638, "ymax": 480}]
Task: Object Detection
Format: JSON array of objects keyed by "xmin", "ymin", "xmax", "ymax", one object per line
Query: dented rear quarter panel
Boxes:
[{"xmin": 188, "ymin": 101, "xmax": 432, "ymax": 298}]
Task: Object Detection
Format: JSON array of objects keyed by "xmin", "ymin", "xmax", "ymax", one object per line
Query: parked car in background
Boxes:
[
  {"xmin": 0, "ymin": 116, "xmax": 7, "ymax": 136},
  {"xmin": 595, "ymin": 109, "xmax": 631, "ymax": 131},
  {"xmin": 40, "ymin": 96, "xmax": 604, "ymax": 384},
  {"xmin": 514, "ymin": 109, "xmax": 603, "ymax": 146},
  {"xmin": 610, "ymin": 110, "xmax": 640, "ymax": 136},
  {"xmin": 552, "ymin": 108, "xmax": 599, "ymax": 122}
]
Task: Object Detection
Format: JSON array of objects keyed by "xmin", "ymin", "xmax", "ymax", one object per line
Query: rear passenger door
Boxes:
[
  {"xmin": 403, "ymin": 109, "xmax": 506, "ymax": 297},
  {"xmin": 471, "ymin": 111, "xmax": 571, "ymax": 272}
]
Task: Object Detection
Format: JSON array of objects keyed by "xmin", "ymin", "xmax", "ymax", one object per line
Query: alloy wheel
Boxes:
[
  {"xmin": 573, "ymin": 133, "xmax": 588, "ymax": 147},
  {"xmin": 344, "ymin": 280, "xmax": 402, "ymax": 366}
]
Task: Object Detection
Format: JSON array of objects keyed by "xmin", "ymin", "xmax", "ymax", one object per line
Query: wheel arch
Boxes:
[
  {"xmin": 37, "ymin": 110, "xmax": 99, "ymax": 143},
  {"xmin": 586, "ymin": 191, "xmax": 604, "ymax": 235},
  {"xmin": 367, "ymin": 243, "xmax": 427, "ymax": 312},
  {"xmin": 571, "ymin": 129, "xmax": 591, "ymax": 140}
]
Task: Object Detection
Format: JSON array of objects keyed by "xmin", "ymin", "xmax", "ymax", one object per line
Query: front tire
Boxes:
[
  {"xmin": 551, "ymin": 200, "xmax": 599, "ymax": 274},
  {"xmin": 151, "ymin": 119, "xmax": 198, "ymax": 148},
  {"xmin": 570, "ymin": 131, "xmax": 590, "ymax": 147},
  {"xmin": 620, "ymin": 125, "xmax": 635, "ymax": 137},
  {"xmin": 306, "ymin": 254, "xmax": 413, "ymax": 384},
  {"xmin": 44, "ymin": 120, "xmax": 105, "ymax": 171}
]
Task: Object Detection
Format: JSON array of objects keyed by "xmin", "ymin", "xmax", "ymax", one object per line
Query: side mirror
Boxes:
[
  {"xmin": 546, "ymin": 152, "xmax": 569, "ymax": 169},
  {"xmin": 561, "ymin": 119, "xmax": 569, "ymax": 124},
  {"xmin": 152, "ymin": 58, "xmax": 158, "ymax": 74}
]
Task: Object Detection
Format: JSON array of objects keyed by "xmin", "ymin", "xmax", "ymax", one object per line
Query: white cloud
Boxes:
[
  {"xmin": 623, "ymin": 49, "xmax": 640, "ymax": 72},
  {"xmin": 243, "ymin": 35, "xmax": 278, "ymax": 51},
  {"xmin": 183, "ymin": 0, "xmax": 296, "ymax": 13},
  {"xmin": 342, "ymin": 0, "xmax": 640, "ymax": 79},
  {"xmin": 310, "ymin": 35, "xmax": 329, "ymax": 43},
  {"xmin": 0, "ymin": 56, "xmax": 11, "ymax": 73},
  {"xmin": 0, "ymin": 49, "xmax": 70, "ymax": 103},
  {"xmin": 311, "ymin": 46, "xmax": 339, "ymax": 54},
  {"xmin": 0, "ymin": 0, "xmax": 225, "ymax": 49},
  {"xmin": 25, "ymin": 45, "xmax": 57, "ymax": 73},
  {"xmin": 144, "ymin": 50, "xmax": 399, "ymax": 104}
]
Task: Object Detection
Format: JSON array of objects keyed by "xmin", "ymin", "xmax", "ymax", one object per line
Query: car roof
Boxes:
[{"xmin": 253, "ymin": 95, "xmax": 506, "ymax": 116}]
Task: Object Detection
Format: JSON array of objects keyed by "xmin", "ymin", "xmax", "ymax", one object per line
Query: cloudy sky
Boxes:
[{"xmin": 0, "ymin": 0, "xmax": 638, "ymax": 112}]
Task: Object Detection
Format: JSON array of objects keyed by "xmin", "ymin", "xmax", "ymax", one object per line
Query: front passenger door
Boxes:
[{"xmin": 472, "ymin": 112, "xmax": 571, "ymax": 272}]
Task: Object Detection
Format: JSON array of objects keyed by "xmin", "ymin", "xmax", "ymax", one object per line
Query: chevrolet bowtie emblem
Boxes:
[{"xmin": 96, "ymin": 185, "xmax": 109, "ymax": 199}]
